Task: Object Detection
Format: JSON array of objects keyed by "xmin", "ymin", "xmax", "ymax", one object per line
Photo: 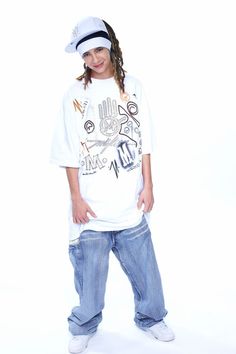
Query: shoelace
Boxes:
[{"xmin": 157, "ymin": 321, "xmax": 167, "ymax": 328}]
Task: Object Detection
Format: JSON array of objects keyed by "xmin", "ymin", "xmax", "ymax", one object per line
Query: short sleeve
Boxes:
[
  {"xmin": 50, "ymin": 93, "xmax": 81, "ymax": 168},
  {"xmin": 137, "ymin": 82, "xmax": 156, "ymax": 155}
]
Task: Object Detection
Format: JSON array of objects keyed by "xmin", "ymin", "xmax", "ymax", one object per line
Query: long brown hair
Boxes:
[{"xmin": 77, "ymin": 20, "xmax": 126, "ymax": 93}]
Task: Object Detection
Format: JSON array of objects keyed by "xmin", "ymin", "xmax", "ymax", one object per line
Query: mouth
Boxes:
[{"xmin": 93, "ymin": 62, "xmax": 104, "ymax": 69}]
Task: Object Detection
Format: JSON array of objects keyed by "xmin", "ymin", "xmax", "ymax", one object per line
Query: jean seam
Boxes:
[{"xmin": 70, "ymin": 244, "xmax": 84, "ymax": 295}]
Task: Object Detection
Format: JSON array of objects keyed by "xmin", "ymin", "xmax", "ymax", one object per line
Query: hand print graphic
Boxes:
[{"xmin": 98, "ymin": 97, "xmax": 126, "ymax": 137}]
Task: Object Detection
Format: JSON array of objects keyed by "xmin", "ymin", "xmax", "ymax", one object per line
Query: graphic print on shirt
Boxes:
[
  {"xmin": 98, "ymin": 97, "xmax": 127, "ymax": 136},
  {"xmin": 84, "ymin": 120, "xmax": 95, "ymax": 134},
  {"xmin": 73, "ymin": 98, "xmax": 89, "ymax": 118},
  {"xmin": 117, "ymin": 141, "xmax": 134, "ymax": 169},
  {"xmin": 109, "ymin": 159, "xmax": 119, "ymax": 178},
  {"xmin": 118, "ymin": 101, "xmax": 140, "ymax": 146},
  {"xmin": 78, "ymin": 96, "xmax": 142, "ymax": 177}
]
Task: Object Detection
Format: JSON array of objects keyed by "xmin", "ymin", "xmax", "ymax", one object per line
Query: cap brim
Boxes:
[
  {"xmin": 65, "ymin": 40, "xmax": 78, "ymax": 53},
  {"xmin": 65, "ymin": 32, "xmax": 111, "ymax": 54}
]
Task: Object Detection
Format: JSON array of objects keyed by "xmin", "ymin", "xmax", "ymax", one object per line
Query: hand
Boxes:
[
  {"xmin": 72, "ymin": 197, "xmax": 97, "ymax": 224},
  {"xmin": 137, "ymin": 187, "xmax": 154, "ymax": 213}
]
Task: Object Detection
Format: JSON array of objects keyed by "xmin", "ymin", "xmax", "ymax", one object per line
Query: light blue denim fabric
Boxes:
[{"xmin": 68, "ymin": 216, "xmax": 167, "ymax": 335}]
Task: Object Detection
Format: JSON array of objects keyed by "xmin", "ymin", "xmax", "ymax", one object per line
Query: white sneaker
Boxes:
[
  {"xmin": 145, "ymin": 320, "xmax": 175, "ymax": 342},
  {"xmin": 68, "ymin": 333, "xmax": 94, "ymax": 353}
]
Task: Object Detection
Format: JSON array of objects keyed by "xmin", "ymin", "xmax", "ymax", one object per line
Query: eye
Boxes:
[
  {"xmin": 95, "ymin": 47, "xmax": 104, "ymax": 52},
  {"xmin": 82, "ymin": 52, "xmax": 89, "ymax": 58}
]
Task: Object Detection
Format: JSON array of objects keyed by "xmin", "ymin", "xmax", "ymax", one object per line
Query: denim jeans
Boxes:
[{"xmin": 68, "ymin": 216, "xmax": 167, "ymax": 335}]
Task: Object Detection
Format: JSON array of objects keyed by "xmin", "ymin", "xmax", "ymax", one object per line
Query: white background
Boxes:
[{"xmin": 0, "ymin": 1, "xmax": 236, "ymax": 353}]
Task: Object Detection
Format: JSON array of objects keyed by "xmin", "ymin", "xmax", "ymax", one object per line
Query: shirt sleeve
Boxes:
[
  {"xmin": 50, "ymin": 93, "xmax": 81, "ymax": 168},
  {"xmin": 137, "ymin": 82, "xmax": 156, "ymax": 155}
]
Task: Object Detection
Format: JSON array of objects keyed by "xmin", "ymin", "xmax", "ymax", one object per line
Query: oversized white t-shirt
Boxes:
[{"xmin": 50, "ymin": 75, "xmax": 154, "ymax": 242}]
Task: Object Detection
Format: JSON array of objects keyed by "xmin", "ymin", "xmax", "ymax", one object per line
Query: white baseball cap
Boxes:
[{"xmin": 65, "ymin": 16, "xmax": 111, "ymax": 56}]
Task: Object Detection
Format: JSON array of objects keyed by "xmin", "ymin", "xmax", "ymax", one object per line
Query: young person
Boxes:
[{"xmin": 50, "ymin": 16, "xmax": 175, "ymax": 354}]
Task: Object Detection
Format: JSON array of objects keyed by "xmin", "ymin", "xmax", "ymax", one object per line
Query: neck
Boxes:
[
  {"xmin": 91, "ymin": 72, "xmax": 114, "ymax": 79},
  {"xmin": 91, "ymin": 65, "xmax": 114, "ymax": 80}
]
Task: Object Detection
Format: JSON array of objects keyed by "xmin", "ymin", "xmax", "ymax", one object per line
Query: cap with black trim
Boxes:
[{"xmin": 65, "ymin": 16, "xmax": 111, "ymax": 56}]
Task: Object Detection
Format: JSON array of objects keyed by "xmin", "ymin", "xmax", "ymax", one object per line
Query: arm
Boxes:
[
  {"xmin": 137, "ymin": 154, "xmax": 154, "ymax": 212},
  {"xmin": 66, "ymin": 167, "xmax": 97, "ymax": 224}
]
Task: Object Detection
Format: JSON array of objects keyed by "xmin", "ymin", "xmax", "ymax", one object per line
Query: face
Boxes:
[{"xmin": 82, "ymin": 47, "xmax": 113, "ymax": 79}]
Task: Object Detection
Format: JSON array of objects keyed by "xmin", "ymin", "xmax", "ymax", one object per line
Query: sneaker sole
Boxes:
[{"xmin": 145, "ymin": 328, "xmax": 175, "ymax": 342}]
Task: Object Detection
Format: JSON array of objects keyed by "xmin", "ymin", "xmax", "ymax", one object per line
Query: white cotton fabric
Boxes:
[
  {"xmin": 50, "ymin": 75, "xmax": 155, "ymax": 242},
  {"xmin": 77, "ymin": 37, "xmax": 111, "ymax": 56},
  {"xmin": 65, "ymin": 16, "xmax": 110, "ymax": 54}
]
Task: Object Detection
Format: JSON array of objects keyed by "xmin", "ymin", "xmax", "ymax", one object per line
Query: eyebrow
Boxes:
[
  {"xmin": 83, "ymin": 47, "xmax": 104, "ymax": 57},
  {"xmin": 82, "ymin": 51, "xmax": 90, "ymax": 57}
]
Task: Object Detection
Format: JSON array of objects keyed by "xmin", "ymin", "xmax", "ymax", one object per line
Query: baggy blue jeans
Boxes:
[{"xmin": 68, "ymin": 216, "xmax": 167, "ymax": 335}]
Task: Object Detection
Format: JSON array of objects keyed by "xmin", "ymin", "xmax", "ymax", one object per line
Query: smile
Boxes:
[{"xmin": 93, "ymin": 62, "xmax": 104, "ymax": 68}]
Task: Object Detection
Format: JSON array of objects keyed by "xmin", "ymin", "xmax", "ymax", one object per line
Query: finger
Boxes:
[
  {"xmin": 143, "ymin": 205, "xmax": 149, "ymax": 213},
  {"xmin": 88, "ymin": 208, "xmax": 97, "ymax": 218},
  {"xmin": 149, "ymin": 200, "xmax": 154, "ymax": 211},
  {"xmin": 73, "ymin": 217, "xmax": 81, "ymax": 224},
  {"xmin": 137, "ymin": 197, "xmax": 143, "ymax": 209},
  {"xmin": 146, "ymin": 197, "xmax": 155, "ymax": 212},
  {"xmin": 144, "ymin": 201, "xmax": 152, "ymax": 213},
  {"xmin": 80, "ymin": 214, "xmax": 90, "ymax": 223},
  {"xmin": 74, "ymin": 214, "xmax": 87, "ymax": 224}
]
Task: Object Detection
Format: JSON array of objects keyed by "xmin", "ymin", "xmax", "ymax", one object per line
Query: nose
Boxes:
[{"xmin": 91, "ymin": 52, "xmax": 99, "ymax": 63}]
